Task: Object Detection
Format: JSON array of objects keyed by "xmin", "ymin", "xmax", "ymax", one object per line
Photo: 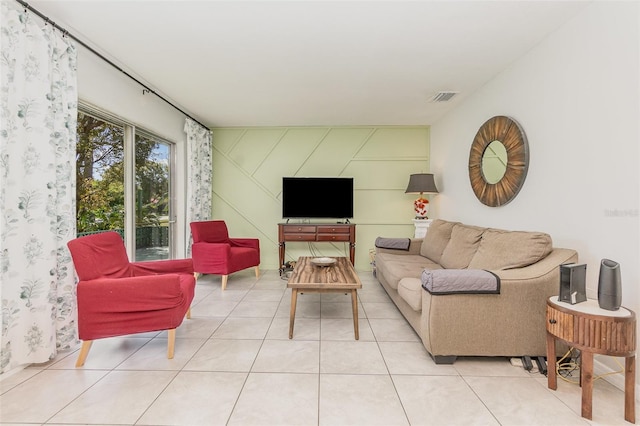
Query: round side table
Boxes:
[{"xmin": 546, "ymin": 296, "xmax": 636, "ymax": 423}]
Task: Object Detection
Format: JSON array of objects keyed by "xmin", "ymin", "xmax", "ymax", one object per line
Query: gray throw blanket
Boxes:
[
  {"xmin": 421, "ymin": 269, "xmax": 500, "ymax": 295},
  {"xmin": 375, "ymin": 237, "xmax": 411, "ymax": 251}
]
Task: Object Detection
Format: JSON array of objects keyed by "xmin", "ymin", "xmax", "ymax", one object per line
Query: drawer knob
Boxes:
[{"xmin": 549, "ymin": 319, "xmax": 557, "ymax": 324}]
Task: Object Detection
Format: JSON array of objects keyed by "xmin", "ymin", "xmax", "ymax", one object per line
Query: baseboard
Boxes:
[{"xmin": 593, "ymin": 357, "xmax": 638, "ymax": 401}]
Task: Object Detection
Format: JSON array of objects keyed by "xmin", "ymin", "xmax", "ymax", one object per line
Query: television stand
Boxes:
[{"xmin": 278, "ymin": 222, "xmax": 356, "ymax": 268}]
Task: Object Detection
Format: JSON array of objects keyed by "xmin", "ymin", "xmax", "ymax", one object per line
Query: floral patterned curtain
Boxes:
[
  {"xmin": 0, "ymin": 2, "xmax": 78, "ymax": 373},
  {"xmin": 184, "ymin": 118, "xmax": 212, "ymax": 253}
]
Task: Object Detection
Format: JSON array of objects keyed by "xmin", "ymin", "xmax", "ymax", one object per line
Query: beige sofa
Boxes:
[{"xmin": 375, "ymin": 219, "xmax": 577, "ymax": 364}]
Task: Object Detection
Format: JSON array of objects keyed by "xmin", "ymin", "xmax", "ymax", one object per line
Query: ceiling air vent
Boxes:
[{"xmin": 430, "ymin": 91, "xmax": 459, "ymax": 102}]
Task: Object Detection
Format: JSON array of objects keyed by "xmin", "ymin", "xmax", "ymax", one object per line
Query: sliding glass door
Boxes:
[
  {"xmin": 76, "ymin": 107, "xmax": 176, "ymax": 260},
  {"xmin": 134, "ymin": 132, "xmax": 174, "ymax": 260}
]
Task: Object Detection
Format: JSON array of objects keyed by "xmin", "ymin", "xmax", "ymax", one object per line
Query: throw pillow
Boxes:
[
  {"xmin": 468, "ymin": 229, "xmax": 553, "ymax": 270},
  {"xmin": 420, "ymin": 219, "xmax": 458, "ymax": 264},
  {"xmin": 439, "ymin": 224, "xmax": 484, "ymax": 269}
]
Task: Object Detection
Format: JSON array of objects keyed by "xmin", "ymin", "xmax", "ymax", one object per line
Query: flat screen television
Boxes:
[{"xmin": 282, "ymin": 177, "xmax": 354, "ymax": 220}]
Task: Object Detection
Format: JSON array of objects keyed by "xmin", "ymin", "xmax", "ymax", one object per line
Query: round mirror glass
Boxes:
[
  {"xmin": 469, "ymin": 116, "xmax": 529, "ymax": 207},
  {"xmin": 481, "ymin": 140, "xmax": 507, "ymax": 184}
]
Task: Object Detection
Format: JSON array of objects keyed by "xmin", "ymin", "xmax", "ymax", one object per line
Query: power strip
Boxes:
[
  {"xmin": 523, "ymin": 356, "xmax": 534, "ymax": 371},
  {"xmin": 510, "ymin": 357, "xmax": 539, "ymax": 373},
  {"xmin": 536, "ymin": 356, "xmax": 548, "ymax": 375}
]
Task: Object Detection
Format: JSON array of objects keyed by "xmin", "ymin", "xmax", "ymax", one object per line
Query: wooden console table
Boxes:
[
  {"xmin": 278, "ymin": 223, "xmax": 356, "ymax": 267},
  {"xmin": 546, "ymin": 296, "xmax": 636, "ymax": 423}
]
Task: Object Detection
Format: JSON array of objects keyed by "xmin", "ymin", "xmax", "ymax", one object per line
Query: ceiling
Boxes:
[{"xmin": 28, "ymin": 1, "xmax": 588, "ymax": 128}]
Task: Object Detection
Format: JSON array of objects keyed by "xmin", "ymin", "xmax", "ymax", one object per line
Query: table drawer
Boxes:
[
  {"xmin": 284, "ymin": 233, "xmax": 317, "ymax": 242},
  {"xmin": 317, "ymin": 225, "xmax": 351, "ymax": 234},
  {"xmin": 547, "ymin": 306, "xmax": 574, "ymax": 341},
  {"xmin": 317, "ymin": 234, "xmax": 351, "ymax": 242},
  {"xmin": 283, "ymin": 226, "xmax": 316, "ymax": 234}
]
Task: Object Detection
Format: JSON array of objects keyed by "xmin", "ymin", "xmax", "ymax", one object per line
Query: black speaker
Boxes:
[
  {"xmin": 598, "ymin": 259, "xmax": 621, "ymax": 311},
  {"xmin": 559, "ymin": 263, "xmax": 587, "ymax": 304}
]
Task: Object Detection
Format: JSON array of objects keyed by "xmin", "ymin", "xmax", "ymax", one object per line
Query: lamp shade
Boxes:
[{"xmin": 405, "ymin": 174, "xmax": 438, "ymax": 194}]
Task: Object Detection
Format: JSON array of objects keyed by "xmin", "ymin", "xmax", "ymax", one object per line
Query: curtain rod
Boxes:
[{"xmin": 15, "ymin": 0, "xmax": 210, "ymax": 131}]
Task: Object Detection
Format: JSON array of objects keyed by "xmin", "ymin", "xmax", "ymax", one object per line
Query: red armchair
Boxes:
[
  {"xmin": 67, "ymin": 231, "xmax": 195, "ymax": 367},
  {"xmin": 190, "ymin": 220, "xmax": 260, "ymax": 290}
]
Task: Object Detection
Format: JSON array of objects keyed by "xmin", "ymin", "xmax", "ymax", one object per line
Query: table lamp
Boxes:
[{"xmin": 405, "ymin": 173, "xmax": 438, "ymax": 219}]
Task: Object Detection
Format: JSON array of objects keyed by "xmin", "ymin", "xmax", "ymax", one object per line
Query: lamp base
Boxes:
[{"xmin": 414, "ymin": 196, "xmax": 429, "ymax": 219}]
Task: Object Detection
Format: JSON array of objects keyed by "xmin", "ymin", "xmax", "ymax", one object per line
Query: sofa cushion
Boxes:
[
  {"xmin": 420, "ymin": 219, "xmax": 458, "ymax": 264},
  {"xmin": 439, "ymin": 224, "xmax": 485, "ymax": 269},
  {"xmin": 468, "ymin": 229, "xmax": 553, "ymax": 270},
  {"xmin": 397, "ymin": 278, "xmax": 423, "ymax": 311},
  {"xmin": 376, "ymin": 253, "xmax": 441, "ymax": 290}
]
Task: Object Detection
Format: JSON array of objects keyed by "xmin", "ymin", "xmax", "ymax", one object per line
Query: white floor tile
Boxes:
[
  {"xmin": 252, "ymin": 340, "xmax": 320, "ymax": 373},
  {"xmin": 362, "ymin": 301, "xmax": 404, "ymax": 319},
  {"xmin": 393, "ymin": 375, "xmax": 499, "ymax": 425},
  {"xmin": 116, "ymin": 336, "xmax": 206, "ymax": 370},
  {"xmin": 276, "ymin": 300, "xmax": 322, "ymax": 318},
  {"xmin": 184, "ymin": 339, "xmax": 262, "ymax": 372},
  {"xmin": 319, "ymin": 374, "xmax": 409, "ymax": 425},
  {"xmin": 49, "ymin": 370, "xmax": 176, "ymax": 424},
  {"xmin": 320, "ymin": 341, "xmax": 387, "ymax": 374},
  {"xmin": 266, "ymin": 317, "xmax": 321, "ymax": 341},
  {"xmin": 243, "ymin": 288, "xmax": 286, "ymax": 302},
  {"xmin": 320, "ymin": 318, "xmax": 375, "ymax": 341},
  {"xmin": 453, "ymin": 356, "xmax": 532, "ymax": 377},
  {"xmin": 466, "ymin": 376, "xmax": 588, "ymax": 425},
  {"xmin": 379, "ymin": 341, "xmax": 458, "ymax": 376},
  {"xmin": 137, "ymin": 371, "xmax": 247, "ymax": 426},
  {"xmin": 211, "ymin": 317, "xmax": 272, "ymax": 339},
  {"xmin": 536, "ymin": 376, "xmax": 640, "ymax": 425},
  {"xmin": 0, "ymin": 369, "xmax": 107, "ymax": 423},
  {"xmin": 368, "ymin": 318, "xmax": 420, "ymax": 342},
  {"xmin": 229, "ymin": 300, "xmax": 279, "ymax": 317},
  {"xmin": 48, "ymin": 337, "xmax": 149, "ymax": 370},
  {"xmin": 228, "ymin": 372, "xmax": 319, "ymax": 425},
  {"xmin": 320, "ymin": 301, "xmax": 365, "ymax": 319},
  {"xmin": 174, "ymin": 316, "xmax": 225, "ymax": 339}
]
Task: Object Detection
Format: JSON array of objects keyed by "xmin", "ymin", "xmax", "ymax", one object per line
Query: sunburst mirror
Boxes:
[{"xmin": 468, "ymin": 116, "xmax": 529, "ymax": 207}]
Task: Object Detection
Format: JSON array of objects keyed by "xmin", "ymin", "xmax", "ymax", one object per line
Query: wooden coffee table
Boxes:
[{"xmin": 287, "ymin": 256, "xmax": 362, "ymax": 339}]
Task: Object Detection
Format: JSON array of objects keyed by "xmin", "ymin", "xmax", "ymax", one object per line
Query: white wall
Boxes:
[
  {"xmin": 77, "ymin": 45, "xmax": 191, "ymax": 257},
  {"xmin": 431, "ymin": 1, "xmax": 639, "ymax": 382}
]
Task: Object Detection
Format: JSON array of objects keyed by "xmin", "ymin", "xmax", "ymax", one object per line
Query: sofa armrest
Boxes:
[
  {"xmin": 376, "ymin": 238, "xmax": 423, "ymax": 256},
  {"xmin": 131, "ymin": 258, "xmax": 194, "ymax": 276},
  {"xmin": 229, "ymin": 238, "xmax": 260, "ymax": 250},
  {"xmin": 492, "ymin": 248, "xmax": 578, "ymax": 281},
  {"xmin": 77, "ymin": 275, "xmax": 183, "ymax": 313}
]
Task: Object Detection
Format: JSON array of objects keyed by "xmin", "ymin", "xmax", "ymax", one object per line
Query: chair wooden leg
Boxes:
[
  {"xmin": 255, "ymin": 266, "xmax": 260, "ymax": 278},
  {"xmin": 186, "ymin": 307, "xmax": 191, "ymax": 319},
  {"xmin": 221, "ymin": 275, "xmax": 228, "ymax": 290},
  {"xmin": 75, "ymin": 340, "xmax": 93, "ymax": 367},
  {"xmin": 167, "ymin": 329, "xmax": 176, "ymax": 359}
]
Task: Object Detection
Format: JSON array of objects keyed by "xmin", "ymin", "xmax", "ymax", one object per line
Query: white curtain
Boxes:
[
  {"xmin": 0, "ymin": 2, "xmax": 78, "ymax": 373},
  {"xmin": 184, "ymin": 118, "xmax": 212, "ymax": 252}
]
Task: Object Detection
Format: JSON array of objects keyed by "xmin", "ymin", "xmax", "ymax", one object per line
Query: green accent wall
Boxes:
[{"xmin": 211, "ymin": 126, "xmax": 430, "ymax": 271}]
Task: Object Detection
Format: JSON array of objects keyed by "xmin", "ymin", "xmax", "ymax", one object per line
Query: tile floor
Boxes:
[{"xmin": 0, "ymin": 269, "xmax": 636, "ymax": 425}]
